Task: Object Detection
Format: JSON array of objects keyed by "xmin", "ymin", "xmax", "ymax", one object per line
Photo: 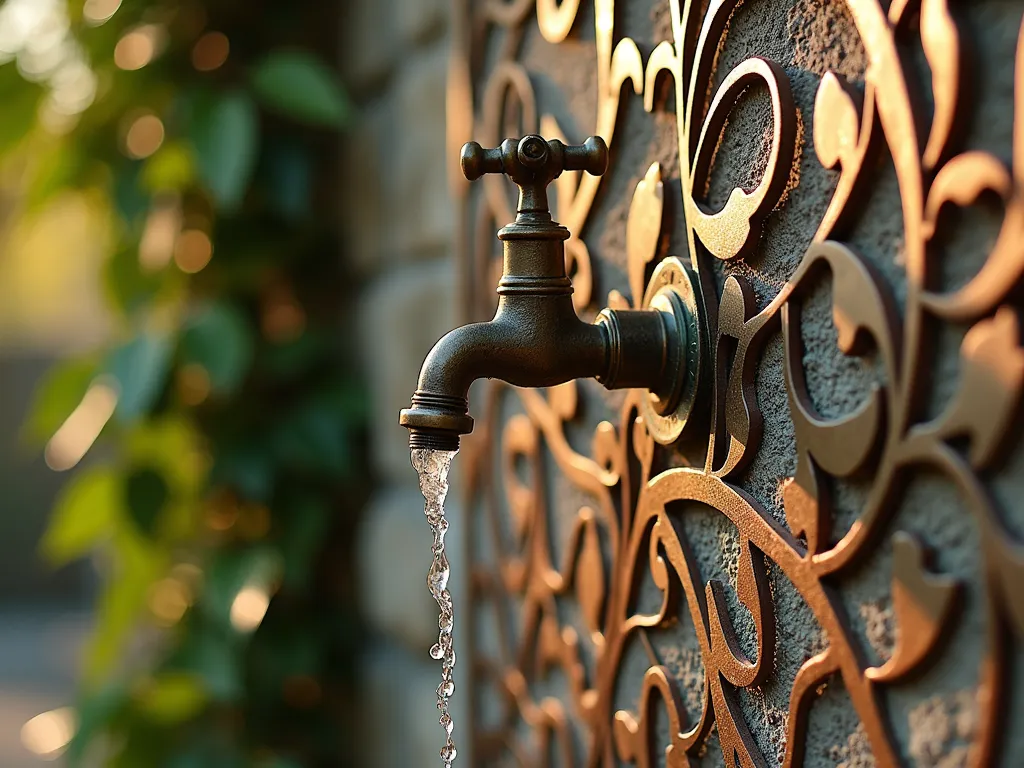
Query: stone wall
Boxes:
[{"xmin": 339, "ymin": 1, "xmax": 464, "ymax": 765}]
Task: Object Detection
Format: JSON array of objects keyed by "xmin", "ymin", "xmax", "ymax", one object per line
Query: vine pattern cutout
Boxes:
[{"xmin": 448, "ymin": 0, "xmax": 1024, "ymax": 765}]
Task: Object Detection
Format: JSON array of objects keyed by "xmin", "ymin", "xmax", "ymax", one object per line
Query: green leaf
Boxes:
[
  {"xmin": 175, "ymin": 632, "xmax": 243, "ymax": 702},
  {"xmin": 250, "ymin": 51, "xmax": 351, "ymax": 128},
  {"xmin": 84, "ymin": 536, "xmax": 165, "ymax": 682},
  {"xmin": 23, "ymin": 358, "xmax": 97, "ymax": 444},
  {"xmin": 280, "ymin": 494, "xmax": 331, "ymax": 590},
  {"xmin": 211, "ymin": 446, "xmax": 274, "ymax": 502},
  {"xmin": 106, "ymin": 331, "xmax": 174, "ymax": 422},
  {"xmin": 271, "ymin": 396, "xmax": 350, "ymax": 475},
  {"xmin": 0, "ymin": 65, "xmax": 44, "ymax": 155},
  {"xmin": 190, "ymin": 90, "xmax": 259, "ymax": 211},
  {"xmin": 181, "ymin": 302, "xmax": 255, "ymax": 395},
  {"xmin": 103, "ymin": 244, "xmax": 168, "ymax": 315},
  {"xmin": 125, "ymin": 418, "xmax": 205, "ymax": 497},
  {"xmin": 41, "ymin": 466, "xmax": 120, "ymax": 565},
  {"xmin": 113, "ymin": 162, "xmax": 148, "ymax": 233},
  {"xmin": 25, "ymin": 138, "xmax": 86, "ymax": 214},
  {"xmin": 265, "ymin": 141, "xmax": 312, "ymax": 220},
  {"xmin": 124, "ymin": 467, "xmax": 170, "ymax": 539},
  {"xmin": 137, "ymin": 673, "xmax": 208, "ymax": 723},
  {"xmin": 67, "ymin": 683, "xmax": 129, "ymax": 765},
  {"xmin": 141, "ymin": 141, "xmax": 196, "ymax": 192}
]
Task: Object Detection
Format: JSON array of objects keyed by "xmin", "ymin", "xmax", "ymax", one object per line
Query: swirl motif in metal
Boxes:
[{"xmin": 447, "ymin": 0, "xmax": 1024, "ymax": 765}]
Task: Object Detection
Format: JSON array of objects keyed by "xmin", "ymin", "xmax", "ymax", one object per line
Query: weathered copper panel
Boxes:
[{"xmin": 450, "ymin": 1, "xmax": 1024, "ymax": 764}]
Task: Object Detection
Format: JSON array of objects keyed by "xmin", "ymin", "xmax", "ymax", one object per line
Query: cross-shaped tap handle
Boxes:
[{"xmin": 461, "ymin": 135, "xmax": 608, "ymax": 216}]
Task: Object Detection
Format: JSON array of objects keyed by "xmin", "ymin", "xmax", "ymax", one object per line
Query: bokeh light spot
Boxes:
[
  {"xmin": 177, "ymin": 362, "xmax": 211, "ymax": 406},
  {"xmin": 139, "ymin": 194, "xmax": 182, "ymax": 271},
  {"xmin": 45, "ymin": 378, "xmax": 119, "ymax": 471},
  {"xmin": 114, "ymin": 25, "xmax": 163, "ymax": 70},
  {"xmin": 262, "ymin": 286, "xmax": 307, "ymax": 342},
  {"xmin": 21, "ymin": 707, "xmax": 76, "ymax": 760},
  {"xmin": 124, "ymin": 113, "xmax": 165, "ymax": 159},
  {"xmin": 231, "ymin": 586, "xmax": 270, "ymax": 632},
  {"xmin": 192, "ymin": 31, "xmax": 229, "ymax": 72},
  {"xmin": 83, "ymin": 0, "xmax": 122, "ymax": 26},
  {"xmin": 149, "ymin": 577, "xmax": 191, "ymax": 625},
  {"xmin": 174, "ymin": 229, "xmax": 213, "ymax": 273}
]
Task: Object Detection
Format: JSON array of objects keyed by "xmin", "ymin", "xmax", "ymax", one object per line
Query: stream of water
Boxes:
[{"xmin": 411, "ymin": 448, "xmax": 459, "ymax": 767}]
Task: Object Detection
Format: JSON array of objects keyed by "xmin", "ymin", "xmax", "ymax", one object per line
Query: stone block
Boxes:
[
  {"xmin": 356, "ymin": 259, "xmax": 456, "ymax": 481},
  {"xmin": 397, "ymin": 0, "xmax": 448, "ymax": 46},
  {"xmin": 339, "ymin": 0, "xmax": 399, "ymax": 91},
  {"xmin": 358, "ymin": 642, "xmax": 449, "ymax": 767},
  {"xmin": 357, "ymin": 486, "xmax": 438, "ymax": 650},
  {"xmin": 341, "ymin": 44, "xmax": 452, "ymax": 275}
]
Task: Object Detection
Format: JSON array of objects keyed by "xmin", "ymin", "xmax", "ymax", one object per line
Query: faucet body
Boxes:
[{"xmin": 400, "ymin": 135, "xmax": 695, "ymax": 451}]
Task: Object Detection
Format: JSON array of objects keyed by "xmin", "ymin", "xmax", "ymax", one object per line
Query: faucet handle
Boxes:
[
  {"xmin": 461, "ymin": 135, "xmax": 608, "ymax": 216},
  {"xmin": 559, "ymin": 136, "xmax": 609, "ymax": 175}
]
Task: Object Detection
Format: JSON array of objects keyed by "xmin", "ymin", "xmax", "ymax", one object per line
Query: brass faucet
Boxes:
[{"xmin": 400, "ymin": 135, "xmax": 702, "ymax": 451}]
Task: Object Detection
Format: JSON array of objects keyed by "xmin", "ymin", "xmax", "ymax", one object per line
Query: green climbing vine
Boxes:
[{"xmin": 11, "ymin": 0, "xmax": 366, "ymax": 764}]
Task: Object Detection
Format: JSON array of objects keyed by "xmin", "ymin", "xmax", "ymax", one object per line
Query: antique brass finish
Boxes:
[{"xmin": 399, "ymin": 135, "xmax": 704, "ymax": 452}]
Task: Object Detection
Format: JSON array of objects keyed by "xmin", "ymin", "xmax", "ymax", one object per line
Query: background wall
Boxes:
[{"xmin": 339, "ymin": 1, "xmax": 468, "ymax": 765}]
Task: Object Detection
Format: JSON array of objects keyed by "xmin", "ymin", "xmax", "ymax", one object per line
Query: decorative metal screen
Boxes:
[{"xmin": 449, "ymin": 1, "xmax": 1024, "ymax": 765}]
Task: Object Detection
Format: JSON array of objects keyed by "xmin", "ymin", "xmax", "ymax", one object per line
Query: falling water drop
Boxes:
[{"xmin": 412, "ymin": 447, "xmax": 459, "ymax": 768}]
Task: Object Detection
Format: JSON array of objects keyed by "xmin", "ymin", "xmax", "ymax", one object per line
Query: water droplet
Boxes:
[
  {"xmin": 441, "ymin": 745, "xmax": 457, "ymax": 762},
  {"xmin": 438, "ymin": 679, "xmax": 455, "ymax": 697},
  {"xmin": 427, "ymin": 556, "xmax": 450, "ymax": 595},
  {"xmin": 430, "ymin": 643, "xmax": 444, "ymax": 660}
]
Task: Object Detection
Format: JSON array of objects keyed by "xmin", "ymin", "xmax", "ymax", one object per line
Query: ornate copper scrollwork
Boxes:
[{"xmin": 450, "ymin": 1, "xmax": 1024, "ymax": 765}]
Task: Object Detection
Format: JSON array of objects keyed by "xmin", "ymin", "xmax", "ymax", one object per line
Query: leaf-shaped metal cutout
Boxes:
[
  {"xmin": 626, "ymin": 163, "xmax": 664, "ymax": 308},
  {"xmin": 813, "ymin": 72, "xmax": 861, "ymax": 171},
  {"xmin": 921, "ymin": 0, "xmax": 962, "ymax": 169},
  {"xmin": 918, "ymin": 307, "xmax": 1024, "ymax": 469},
  {"xmin": 866, "ymin": 533, "xmax": 959, "ymax": 683},
  {"xmin": 576, "ymin": 513, "xmax": 606, "ymax": 634}
]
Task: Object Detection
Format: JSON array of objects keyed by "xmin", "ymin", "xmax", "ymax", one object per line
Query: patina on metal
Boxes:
[
  {"xmin": 399, "ymin": 134, "xmax": 705, "ymax": 452},
  {"xmin": 436, "ymin": 0, "xmax": 1024, "ymax": 766}
]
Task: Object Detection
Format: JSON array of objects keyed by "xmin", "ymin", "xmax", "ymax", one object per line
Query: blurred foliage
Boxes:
[{"xmin": 9, "ymin": 0, "xmax": 367, "ymax": 764}]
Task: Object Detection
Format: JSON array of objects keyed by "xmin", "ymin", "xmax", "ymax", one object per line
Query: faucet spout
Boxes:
[
  {"xmin": 400, "ymin": 135, "xmax": 703, "ymax": 451},
  {"xmin": 400, "ymin": 292, "xmax": 612, "ymax": 450}
]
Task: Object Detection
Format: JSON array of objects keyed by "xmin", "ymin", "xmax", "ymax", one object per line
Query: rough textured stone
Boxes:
[
  {"xmin": 397, "ymin": 0, "xmax": 448, "ymax": 46},
  {"xmin": 358, "ymin": 642, "xmax": 453, "ymax": 767},
  {"xmin": 341, "ymin": 44, "xmax": 452, "ymax": 276},
  {"xmin": 339, "ymin": 0, "xmax": 399, "ymax": 91},
  {"xmin": 356, "ymin": 259, "xmax": 456, "ymax": 481},
  {"xmin": 357, "ymin": 487, "xmax": 439, "ymax": 650}
]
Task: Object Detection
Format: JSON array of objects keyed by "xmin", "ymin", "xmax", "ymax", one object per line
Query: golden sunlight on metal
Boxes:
[
  {"xmin": 230, "ymin": 585, "xmax": 270, "ymax": 633},
  {"xmin": 174, "ymin": 229, "xmax": 213, "ymax": 273},
  {"xmin": 124, "ymin": 113, "xmax": 165, "ymax": 159},
  {"xmin": 20, "ymin": 707, "xmax": 76, "ymax": 760},
  {"xmin": 114, "ymin": 24, "xmax": 163, "ymax": 71},
  {"xmin": 139, "ymin": 194, "xmax": 182, "ymax": 271},
  {"xmin": 45, "ymin": 378, "xmax": 118, "ymax": 471},
  {"xmin": 192, "ymin": 31, "xmax": 229, "ymax": 72},
  {"xmin": 82, "ymin": 0, "xmax": 122, "ymax": 26}
]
